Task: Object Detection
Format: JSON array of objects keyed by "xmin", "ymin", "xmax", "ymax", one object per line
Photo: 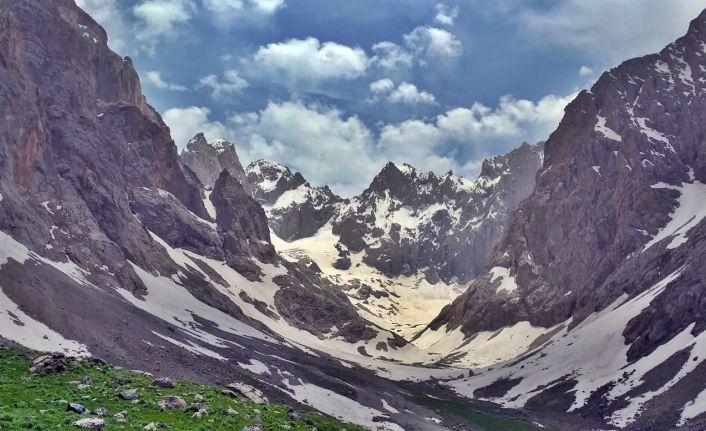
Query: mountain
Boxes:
[
  {"xmin": 248, "ymin": 143, "xmax": 544, "ymax": 285},
  {"xmin": 180, "ymin": 133, "xmax": 252, "ymax": 195},
  {"xmin": 0, "ymin": 2, "xmax": 469, "ymax": 430},
  {"xmin": 421, "ymin": 9, "xmax": 706, "ymax": 430},
  {"xmin": 245, "ymin": 144, "xmax": 543, "ymax": 340},
  {"xmin": 246, "ymin": 159, "xmax": 345, "ymax": 241}
]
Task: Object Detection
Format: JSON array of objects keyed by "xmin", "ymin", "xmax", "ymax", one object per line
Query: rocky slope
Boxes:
[
  {"xmin": 180, "ymin": 133, "xmax": 252, "ymax": 195},
  {"xmin": 422, "ymin": 9, "xmax": 706, "ymax": 430}
]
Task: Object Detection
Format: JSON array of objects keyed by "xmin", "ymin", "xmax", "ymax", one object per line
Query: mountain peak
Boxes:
[{"xmin": 180, "ymin": 133, "xmax": 251, "ymax": 193}]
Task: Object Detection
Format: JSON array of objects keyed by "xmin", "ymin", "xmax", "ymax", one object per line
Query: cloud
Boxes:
[
  {"xmin": 198, "ymin": 69, "xmax": 249, "ymax": 100},
  {"xmin": 132, "ymin": 0, "xmax": 194, "ymax": 54},
  {"xmin": 434, "ymin": 4, "xmax": 459, "ymax": 26},
  {"xmin": 163, "ymin": 106, "xmax": 231, "ymax": 148},
  {"xmin": 578, "ymin": 65, "xmax": 594, "ymax": 77},
  {"xmin": 370, "ymin": 80, "xmax": 437, "ymax": 105},
  {"xmin": 252, "ymin": 38, "xmax": 369, "ymax": 83},
  {"xmin": 162, "ymin": 90, "xmax": 576, "ymax": 194},
  {"xmin": 378, "ymin": 91, "xmax": 577, "ymax": 173},
  {"xmin": 498, "ymin": 0, "xmax": 705, "ymax": 64},
  {"xmin": 202, "ymin": 0, "xmax": 284, "ymax": 29},
  {"xmin": 371, "ymin": 41, "xmax": 415, "ymax": 70},
  {"xmin": 251, "ymin": 0, "xmax": 285, "ymax": 13},
  {"xmin": 231, "ymin": 101, "xmax": 380, "ymax": 195},
  {"xmin": 145, "ymin": 71, "xmax": 188, "ymax": 91},
  {"xmin": 404, "ymin": 26, "xmax": 463, "ymax": 60},
  {"xmin": 369, "ymin": 79, "xmax": 395, "ymax": 94},
  {"xmin": 389, "ymin": 82, "xmax": 436, "ymax": 105}
]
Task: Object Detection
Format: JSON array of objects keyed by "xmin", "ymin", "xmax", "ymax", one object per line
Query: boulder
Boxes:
[
  {"xmin": 158, "ymin": 395, "xmax": 187, "ymax": 410},
  {"xmin": 151, "ymin": 377, "xmax": 174, "ymax": 388},
  {"xmin": 73, "ymin": 418, "xmax": 105, "ymax": 430},
  {"xmin": 225, "ymin": 382, "xmax": 268, "ymax": 404}
]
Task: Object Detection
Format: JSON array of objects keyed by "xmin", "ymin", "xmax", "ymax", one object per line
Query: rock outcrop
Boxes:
[
  {"xmin": 426, "ymin": 9, "xmax": 706, "ymax": 429},
  {"xmin": 180, "ymin": 133, "xmax": 252, "ymax": 194}
]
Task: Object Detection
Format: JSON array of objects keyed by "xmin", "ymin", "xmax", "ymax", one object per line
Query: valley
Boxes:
[{"xmin": 1, "ymin": 1, "xmax": 706, "ymax": 430}]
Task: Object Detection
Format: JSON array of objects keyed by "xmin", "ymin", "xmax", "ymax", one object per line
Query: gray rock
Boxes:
[
  {"xmin": 73, "ymin": 418, "xmax": 105, "ymax": 430},
  {"xmin": 118, "ymin": 389, "xmax": 139, "ymax": 401},
  {"xmin": 158, "ymin": 395, "xmax": 187, "ymax": 410},
  {"xmin": 67, "ymin": 402, "xmax": 88, "ymax": 414},
  {"xmin": 225, "ymin": 383, "xmax": 268, "ymax": 404},
  {"xmin": 181, "ymin": 133, "xmax": 252, "ymax": 195},
  {"xmin": 151, "ymin": 377, "xmax": 174, "ymax": 388},
  {"xmin": 30, "ymin": 354, "xmax": 67, "ymax": 374}
]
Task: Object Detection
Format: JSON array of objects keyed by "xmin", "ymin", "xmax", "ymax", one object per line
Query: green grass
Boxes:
[
  {"xmin": 0, "ymin": 347, "xmax": 367, "ymax": 430},
  {"xmin": 414, "ymin": 394, "xmax": 555, "ymax": 431}
]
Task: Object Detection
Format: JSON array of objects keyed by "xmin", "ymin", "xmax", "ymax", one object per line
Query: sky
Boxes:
[{"xmin": 76, "ymin": 0, "xmax": 705, "ymax": 196}]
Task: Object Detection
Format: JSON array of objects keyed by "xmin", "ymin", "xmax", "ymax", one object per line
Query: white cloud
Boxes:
[
  {"xmin": 372, "ymin": 41, "xmax": 415, "ymax": 70},
  {"xmin": 579, "ymin": 65, "xmax": 594, "ymax": 77},
  {"xmin": 436, "ymin": 93, "xmax": 576, "ymax": 140},
  {"xmin": 404, "ymin": 26, "xmax": 463, "ymax": 60},
  {"xmin": 132, "ymin": 0, "xmax": 194, "ymax": 54},
  {"xmin": 162, "ymin": 91, "xmax": 576, "ymax": 194},
  {"xmin": 251, "ymin": 0, "xmax": 285, "ymax": 13},
  {"xmin": 369, "ymin": 79, "xmax": 395, "ymax": 94},
  {"xmin": 434, "ymin": 4, "xmax": 459, "ymax": 26},
  {"xmin": 163, "ymin": 106, "xmax": 232, "ymax": 148},
  {"xmin": 389, "ymin": 82, "xmax": 436, "ymax": 105},
  {"xmin": 370, "ymin": 80, "xmax": 437, "ymax": 105},
  {"xmin": 145, "ymin": 71, "xmax": 188, "ymax": 91},
  {"xmin": 511, "ymin": 0, "xmax": 705, "ymax": 63},
  {"xmin": 202, "ymin": 0, "xmax": 284, "ymax": 28},
  {"xmin": 199, "ymin": 69, "xmax": 249, "ymax": 100},
  {"xmin": 230, "ymin": 101, "xmax": 380, "ymax": 195},
  {"xmin": 253, "ymin": 38, "xmax": 369, "ymax": 83}
]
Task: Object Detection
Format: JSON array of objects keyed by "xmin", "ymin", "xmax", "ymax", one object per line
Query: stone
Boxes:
[
  {"xmin": 118, "ymin": 389, "xmax": 139, "ymax": 400},
  {"xmin": 73, "ymin": 418, "xmax": 105, "ymax": 430},
  {"xmin": 30, "ymin": 354, "xmax": 67, "ymax": 374},
  {"xmin": 158, "ymin": 395, "xmax": 187, "ymax": 410},
  {"xmin": 151, "ymin": 377, "xmax": 174, "ymax": 388},
  {"xmin": 67, "ymin": 402, "xmax": 88, "ymax": 414},
  {"xmin": 225, "ymin": 383, "xmax": 268, "ymax": 404},
  {"xmin": 114, "ymin": 411, "xmax": 128, "ymax": 422}
]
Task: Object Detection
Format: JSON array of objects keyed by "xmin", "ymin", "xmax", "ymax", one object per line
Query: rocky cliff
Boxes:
[
  {"xmin": 0, "ymin": 3, "xmax": 446, "ymax": 430},
  {"xmin": 180, "ymin": 133, "xmax": 252, "ymax": 195},
  {"xmin": 425, "ymin": 9, "xmax": 706, "ymax": 430}
]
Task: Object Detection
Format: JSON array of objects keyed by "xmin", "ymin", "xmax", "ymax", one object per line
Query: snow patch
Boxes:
[
  {"xmin": 595, "ymin": 116, "xmax": 622, "ymax": 141},
  {"xmin": 644, "ymin": 179, "xmax": 706, "ymax": 250}
]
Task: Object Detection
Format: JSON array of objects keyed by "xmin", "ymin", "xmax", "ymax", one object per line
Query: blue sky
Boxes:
[{"xmin": 77, "ymin": 0, "xmax": 705, "ymax": 195}]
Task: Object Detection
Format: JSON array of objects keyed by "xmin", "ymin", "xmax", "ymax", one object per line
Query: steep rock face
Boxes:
[
  {"xmin": 180, "ymin": 133, "xmax": 252, "ymax": 194},
  {"xmin": 0, "ymin": 0, "xmax": 404, "ymax": 360},
  {"xmin": 432, "ymin": 9, "xmax": 706, "ymax": 336},
  {"xmin": 0, "ymin": 0, "xmax": 207, "ymax": 292},
  {"xmin": 332, "ymin": 143, "xmax": 544, "ymax": 284},
  {"xmin": 246, "ymin": 160, "xmax": 345, "ymax": 241},
  {"xmin": 211, "ymin": 170, "xmax": 276, "ymax": 279},
  {"xmin": 428, "ymin": 9, "xmax": 706, "ymax": 429}
]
